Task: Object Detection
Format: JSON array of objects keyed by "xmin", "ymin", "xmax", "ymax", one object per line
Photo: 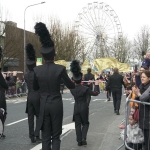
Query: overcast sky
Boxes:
[{"xmin": 1, "ymin": 0, "xmax": 150, "ymax": 40}]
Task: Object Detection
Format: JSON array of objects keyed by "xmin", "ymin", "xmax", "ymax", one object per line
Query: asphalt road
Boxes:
[{"xmin": 0, "ymin": 90, "xmax": 126, "ymax": 150}]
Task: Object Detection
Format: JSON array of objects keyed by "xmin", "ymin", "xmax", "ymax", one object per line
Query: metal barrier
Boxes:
[
  {"xmin": 117, "ymin": 98, "xmax": 150, "ymax": 150},
  {"xmin": 5, "ymin": 83, "xmax": 27, "ymax": 99}
]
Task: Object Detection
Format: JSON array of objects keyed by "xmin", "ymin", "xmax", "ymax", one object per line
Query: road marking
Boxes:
[
  {"xmin": 92, "ymin": 99, "xmax": 107, "ymax": 101},
  {"xmin": 31, "ymin": 122, "xmax": 75, "ymax": 150},
  {"xmin": 6, "ymin": 118, "xmax": 28, "ymax": 126},
  {"xmin": 104, "ymin": 100, "xmax": 113, "ymax": 102},
  {"xmin": 71, "ymin": 102, "xmax": 75, "ymax": 104}
]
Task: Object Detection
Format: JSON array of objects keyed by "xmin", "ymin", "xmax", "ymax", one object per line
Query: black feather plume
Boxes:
[
  {"xmin": 26, "ymin": 43, "xmax": 36, "ymax": 61},
  {"xmin": 0, "ymin": 47, "xmax": 2, "ymax": 61},
  {"xmin": 70, "ymin": 60, "xmax": 81, "ymax": 77},
  {"xmin": 34, "ymin": 22, "xmax": 54, "ymax": 48}
]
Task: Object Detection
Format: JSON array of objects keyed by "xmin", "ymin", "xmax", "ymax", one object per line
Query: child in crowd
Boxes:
[{"xmin": 126, "ymin": 114, "xmax": 144, "ymax": 150}]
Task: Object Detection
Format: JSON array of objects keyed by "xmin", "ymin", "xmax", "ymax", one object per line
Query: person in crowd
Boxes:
[
  {"xmin": 24, "ymin": 43, "xmax": 41, "ymax": 143},
  {"xmin": 105, "ymin": 68, "xmax": 126, "ymax": 115},
  {"xmin": 141, "ymin": 51, "xmax": 150, "ymax": 69},
  {"xmin": 33, "ymin": 22, "xmax": 75, "ymax": 150},
  {"xmin": 84, "ymin": 68, "xmax": 95, "ymax": 90},
  {"xmin": 104, "ymin": 74, "xmax": 111, "ymax": 101},
  {"xmin": 70, "ymin": 60, "xmax": 100, "ymax": 146},
  {"xmin": 125, "ymin": 114, "xmax": 144, "ymax": 150},
  {"xmin": 60, "ymin": 80, "xmax": 64, "ymax": 94},
  {"xmin": 21, "ymin": 75, "xmax": 26, "ymax": 94},
  {"xmin": 133, "ymin": 70, "xmax": 150, "ymax": 150},
  {"xmin": 16, "ymin": 77, "xmax": 22, "ymax": 95},
  {"xmin": 135, "ymin": 66, "xmax": 148, "ymax": 88}
]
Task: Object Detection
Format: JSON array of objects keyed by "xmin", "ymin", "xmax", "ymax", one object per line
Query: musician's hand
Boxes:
[
  {"xmin": 13, "ymin": 71, "xmax": 17, "ymax": 76},
  {"xmin": 88, "ymin": 80, "xmax": 92, "ymax": 85}
]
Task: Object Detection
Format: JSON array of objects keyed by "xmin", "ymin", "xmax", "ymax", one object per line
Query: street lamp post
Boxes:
[{"xmin": 24, "ymin": 2, "xmax": 45, "ymax": 74}]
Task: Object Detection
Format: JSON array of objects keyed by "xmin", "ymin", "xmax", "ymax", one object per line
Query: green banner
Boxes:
[{"xmin": 36, "ymin": 58, "xmax": 42, "ymax": 66}]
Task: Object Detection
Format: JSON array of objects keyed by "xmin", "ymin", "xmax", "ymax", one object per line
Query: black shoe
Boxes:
[
  {"xmin": 82, "ymin": 139, "xmax": 87, "ymax": 145},
  {"xmin": 1, "ymin": 134, "xmax": 6, "ymax": 139},
  {"xmin": 78, "ymin": 142, "xmax": 82, "ymax": 146},
  {"xmin": 36, "ymin": 137, "xmax": 42, "ymax": 143},
  {"xmin": 116, "ymin": 110, "xmax": 120, "ymax": 115},
  {"xmin": 31, "ymin": 137, "xmax": 36, "ymax": 143}
]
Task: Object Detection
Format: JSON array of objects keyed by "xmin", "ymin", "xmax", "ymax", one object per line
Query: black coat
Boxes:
[
  {"xmin": 106, "ymin": 72, "xmax": 125, "ymax": 90},
  {"xmin": 24, "ymin": 71, "xmax": 40, "ymax": 114},
  {"xmin": 70, "ymin": 84, "xmax": 99, "ymax": 121},
  {"xmin": 0, "ymin": 73, "xmax": 17, "ymax": 111},
  {"xmin": 33, "ymin": 62, "xmax": 75, "ymax": 132},
  {"xmin": 0, "ymin": 73, "xmax": 9, "ymax": 111},
  {"xmin": 84, "ymin": 73, "xmax": 95, "ymax": 90},
  {"xmin": 139, "ymin": 82, "xmax": 150, "ymax": 129}
]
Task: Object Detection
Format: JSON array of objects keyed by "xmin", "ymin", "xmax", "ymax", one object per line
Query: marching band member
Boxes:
[
  {"xmin": 33, "ymin": 22, "xmax": 75, "ymax": 150},
  {"xmin": 70, "ymin": 60, "xmax": 100, "ymax": 146},
  {"xmin": 25, "ymin": 43, "xmax": 41, "ymax": 143}
]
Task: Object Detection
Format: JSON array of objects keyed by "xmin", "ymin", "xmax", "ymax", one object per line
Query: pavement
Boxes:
[{"xmin": 1, "ymin": 89, "xmax": 126, "ymax": 150}]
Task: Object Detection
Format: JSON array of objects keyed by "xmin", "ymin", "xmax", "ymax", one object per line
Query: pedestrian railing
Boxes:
[
  {"xmin": 117, "ymin": 98, "xmax": 150, "ymax": 150},
  {"xmin": 5, "ymin": 84, "xmax": 27, "ymax": 99}
]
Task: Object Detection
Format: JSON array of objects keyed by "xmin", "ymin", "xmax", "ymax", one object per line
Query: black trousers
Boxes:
[
  {"xmin": 125, "ymin": 143, "xmax": 142, "ymax": 150},
  {"xmin": 111, "ymin": 88, "xmax": 122, "ymax": 110},
  {"xmin": 106, "ymin": 89, "xmax": 111, "ymax": 99},
  {"xmin": 42, "ymin": 101, "xmax": 63, "ymax": 150},
  {"xmin": 28, "ymin": 99, "xmax": 40, "ymax": 139},
  {"xmin": 74, "ymin": 103, "xmax": 89, "ymax": 143}
]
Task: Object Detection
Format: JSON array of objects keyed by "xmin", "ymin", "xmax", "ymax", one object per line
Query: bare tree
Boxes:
[
  {"xmin": 110, "ymin": 35, "xmax": 132, "ymax": 63},
  {"xmin": 42, "ymin": 18, "xmax": 87, "ymax": 62},
  {"xmin": 134, "ymin": 25, "xmax": 150, "ymax": 61}
]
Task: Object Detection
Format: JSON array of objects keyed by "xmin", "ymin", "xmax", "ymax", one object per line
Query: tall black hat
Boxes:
[
  {"xmin": 34, "ymin": 22, "xmax": 55, "ymax": 60},
  {"xmin": 70, "ymin": 60, "xmax": 82, "ymax": 83},
  {"xmin": 26, "ymin": 43, "xmax": 36, "ymax": 71},
  {"xmin": 0, "ymin": 47, "xmax": 2, "ymax": 62}
]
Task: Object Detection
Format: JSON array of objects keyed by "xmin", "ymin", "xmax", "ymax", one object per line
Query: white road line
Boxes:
[
  {"xmin": 92, "ymin": 99, "xmax": 107, "ymax": 101},
  {"xmin": 6, "ymin": 118, "xmax": 28, "ymax": 126},
  {"xmin": 104, "ymin": 100, "xmax": 113, "ymax": 102},
  {"xmin": 71, "ymin": 102, "xmax": 75, "ymax": 104},
  {"xmin": 31, "ymin": 122, "xmax": 75, "ymax": 150}
]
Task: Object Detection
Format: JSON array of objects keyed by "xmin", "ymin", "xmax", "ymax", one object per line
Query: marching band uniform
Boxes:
[
  {"xmin": 70, "ymin": 60, "xmax": 100, "ymax": 146},
  {"xmin": 0, "ymin": 47, "xmax": 17, "ymax": 137},
  {"xmin": 24, "ymin": 43, "xmax": 41, "ymax": 143},
  {"xmin": 33, "ymin": 22, "xmax": 75, "ymax": 150}
]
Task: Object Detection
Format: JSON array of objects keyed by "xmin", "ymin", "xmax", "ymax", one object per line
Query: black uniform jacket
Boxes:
[
  {"xmin": 24, "ymin": 71, "xmax": 40, "ymax": 114},
  {"xmin": 0, "ymin": 72, "xmax": 8, "ymax": 111},
  {"xmin": 84, "ymin": 73, "xmax": 95, "ymax": 90},
  {"xmin": 70, "ymin": 84, "xmax": 99, "ymax": 116},
  {"xmin": 33, "ymin": 62, "xmax": 75, "ymax": 131},
  {"xmin": 106, "ymin": 72, "xmax": 125, "ymax": 90},
  {"xmin": 0, "ymin": 73, "xmax": 17, "ymax": 111}
]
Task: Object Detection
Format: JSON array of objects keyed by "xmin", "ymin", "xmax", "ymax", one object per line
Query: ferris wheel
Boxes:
[{"xmin": 75, "ymin": 2, "xmax": 123, "ymax": 59}]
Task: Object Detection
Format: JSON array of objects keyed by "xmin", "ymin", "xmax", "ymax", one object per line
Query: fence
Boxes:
[
  {"xmin": 117, "ymin": 98, "xmax": 150, "ymax": 150},
  {"xmin": 5, "ymin": 82, "xmax": 27, "ymax": 99}
]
